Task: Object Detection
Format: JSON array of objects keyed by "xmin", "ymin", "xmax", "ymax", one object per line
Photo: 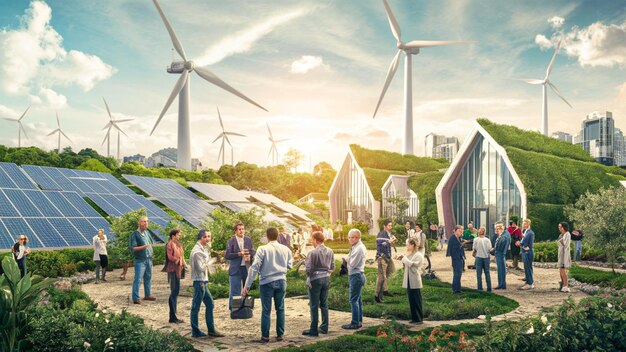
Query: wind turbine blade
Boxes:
[
  {"xmin": 102, "ymin": 121, "xmax": 113, "ymax": 130},
  {"xmin": 113, "ymin": 124, "xmax": 129, "ymax": 137},
  {"xmin": 275, "ymin": 138, "xmax": 289, "ymax": 143},
  {"xmin": 267, "ymin": 146, "xmax": 273, "ymax": 159},
  {"xmin": 111, "ymin": 119, "xmax": 134, "ymax": 123},
  {"xmin": 225, "ymin": 134, "xmax": 232, "ymax": 147},
  {"xmin": 548, "ymin": 82, "xmax": 572, "ymax": 108},
  {"xmin": 47, "ymin": 129, "xmax": 59, "ymax": 136},
  {"xmin": 56, "ymin": 113, "xmax": 60, "ymax": 128},
  {"xmin": 152, "ymin": 0, "xmax": 187, "ymax": 61},
  {"xmin": 217, "ymin": 107, "xmax": 224, "ymax": 131},
  {"xmin": 224, "ymin": 132, "xmax": 246, "ymax": 137},
  {"xmin": 19, "ymin": 123, "xmax": 28, "ymax": 139},
  {"xmin": 515, "ymin": 78, "xmax": 545, "ymax": 85},
  {"xmin": 150, "ymin": 69, "xmax": 189, "ymax": 135},
  {"xmin": 2, "ymin": 118, "xmax": 17, "ymax": 122},
  {"xmin": 373, "ymin": 50, "xmax": 402, "ymax": 118},
  {"xmin": 211, "ymin": 133, "xmax": 223, "ymax": 144},
  {"xmin": 103, "ymin": 97, "xmax": 113, "ymax": 120},
  {"xmin": 218, "ymin": 140, "xmax": 224, "ymax": 161},
  {"xmin": 266, "ymin": 122, "xmax": 274, "ymax": 139},
  {"xmin": 546, "ymin": 40, "xmax": 562, "ymax": 78},
  {"xmin": 18, "ymin": 106, "xmax": 30, "ymax": 121},
  {"xmin": 382, "ymin": 0, "xmax": 401, "ymax": 43},
  {"xmin": 61, "ymin": 131, "xmax": 72, "ymax": 142},
  {"xmin": 101, "ymin": 130, "xmax": 110, "ymax": 146},
  {"xmin": 194, "ymin": 66, "xmax": 268, "ymax": 112},
  {"xmin": 404, "ymin": 40, "xmax": 477, "ymax": 48}
]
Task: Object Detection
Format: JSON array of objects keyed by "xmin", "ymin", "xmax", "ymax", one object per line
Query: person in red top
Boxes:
[
  {"xmin": 164, "ymin": 229, "xmax": 186, "ymax": 323},
  {"xmin": 508, "ymin": 220, "xmax": 523, "ymax": 270}
]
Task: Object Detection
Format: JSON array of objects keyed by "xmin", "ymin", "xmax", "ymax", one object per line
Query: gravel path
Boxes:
[{"xmin": 81, "ymin": 247, "xmax": 588, "ymax": 351}]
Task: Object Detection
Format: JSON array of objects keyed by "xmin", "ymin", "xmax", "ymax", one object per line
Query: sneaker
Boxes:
[
  {"xmin": 561, "ymin": 287, "xmax": 571, "ymax": 293},
  {"xmin": 207, "ymin": 331, "xmax": 224, "ymax": 338},
  {"xmin": 519, "ymin": 284, "xmax": 529, "ymax": 290},
  {"xmin": 192, "ymin": 332, "xmax": 207, "ymax": 338},
  {"xmin": 302, "ymin": 330, "xmax": 318, "ymax": 336},
  {"xmin": 374, "ymin": 295, "xmax": 383, "ymax": 303},
  {"xmin": 341, "ymin": 323, "xmax": 361, "ymax": 330}
]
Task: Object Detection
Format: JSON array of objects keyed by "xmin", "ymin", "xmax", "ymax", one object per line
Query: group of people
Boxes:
[{"xmin": 447, "ymin": 219, "xmax": 576, "ymax": 294}]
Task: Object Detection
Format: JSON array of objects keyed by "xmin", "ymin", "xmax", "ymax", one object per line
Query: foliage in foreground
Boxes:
[{"xmin": 569, "ymin": 264, "xmax": 626, "ymax": 290}]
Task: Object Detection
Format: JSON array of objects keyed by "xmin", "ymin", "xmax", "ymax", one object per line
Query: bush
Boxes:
[
  {"xmin": 408, "ymin": 171, "xmax": 444, "ymax": 225},
  {"xmin": 45, "ymin": 285, "xmax": 95, "ymax": 310},
  {"xmin": 28, "ymin": 251, "xmax": 70, "ymax": 278},
  {"xmin": 527, "ymin": 203, "xmax": 566, "ymax": 241},
  {"xmin": 203, "ymin": 207, "xmax": 271, "ymax": 251},
  {"xmin": 569, "ymin": 265, "xmax": 626, "ymax": 289}
]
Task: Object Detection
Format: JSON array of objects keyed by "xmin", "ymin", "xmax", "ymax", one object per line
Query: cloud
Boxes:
[
  {"xmin": 0, "ymin": 1, "xmax": 115, "ymax": 107},
  {"xmin": 618, "ymin": 82, "xmax": 626, "ymax": 100},
  {"xmin": 548, "ymin": 16, "xmax": 564, "ymax": 29},
  {"xmin": 195, "ymin": 7, "xmax": 309, "ymax": 66},
  {"xmin": 537, "ymin": 20, "xmax": 626, "ymax": 67},
  {"xmin": 365, "ymin": 130, "xmax": 389, "ymax": 138},
  {"xmin": 290, "ymin": 55, "xmax": 324, "ymax": 74}
]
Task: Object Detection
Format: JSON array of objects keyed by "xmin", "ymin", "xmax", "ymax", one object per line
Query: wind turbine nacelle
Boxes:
[{"xmin": 167, "ymin": 61, "xmax": 193, "ymax": 73}]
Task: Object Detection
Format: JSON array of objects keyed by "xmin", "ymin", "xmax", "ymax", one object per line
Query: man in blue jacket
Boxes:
[
  {"xmin": 519, "ymin": 218, "xmax": 535, "ymax": 290},
  {"xmin": 494, "ymin": 222, "xmax": 511, "ymax": 290},
  {"xmin": 224, "ymin": 222, "xmax": 256, "ymax": 311},
  {"xmin": 130, "ymin": 216, "xmax": 156, "ymax": 304},
  {"xmin": 446, "ymin": 225, "xmax": 465, "ymax": 294}
]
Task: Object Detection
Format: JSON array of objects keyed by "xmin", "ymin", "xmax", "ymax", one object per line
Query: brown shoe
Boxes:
[
  {"xmin": 133, "ymin": 300, "xmax": 141, "ymax": 305},
  {"xmin": 143, "ymin": 296, "xmax": 156, "ymax": 301}
]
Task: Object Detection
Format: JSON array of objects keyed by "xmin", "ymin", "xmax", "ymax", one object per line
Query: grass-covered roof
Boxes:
[
  {"xmin": 362, "ymin": 167, "xmax": 407, "ymax": 201},
  {"xmin": 350, "ymin": 144, "xmax": 449, "ymax": 172}
]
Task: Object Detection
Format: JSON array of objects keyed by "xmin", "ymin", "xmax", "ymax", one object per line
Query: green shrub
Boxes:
[
  {"xmin": 527, "ymin": 203, "xmax": 566, "ymax": 241},
  {"xmin": 408, "ymin": 171, "xmax": 444, "ymax": 225},
  {"xmin": 350, "ymin": 144, "xmax": 449, "ymax": 173},
  {"xmin": 28, "ymin": 251, "xmax": 69, "ymax": 278},
  {"xmin": 203, "ymin": 207, "xmax": 271, "ymax": 251},
  {"xmin": 569, "ymin": 265, "xmax": 626, "ymax": 289},
  {"xmin": 46, "ymin": 286, "xmax": 95, "ymax": 310}
]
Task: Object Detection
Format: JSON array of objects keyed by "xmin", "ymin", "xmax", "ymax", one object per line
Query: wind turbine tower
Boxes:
[
  {"xmin": 373, "ymin": 0, "xmax": 475, "ymax": 155},
  {"xmin": 266, "ymin": 123, "xmax": 287, "ymax": 166},
  {"xmin": 150, "ymin": 0, "xmax": 267, "ymax": 170},
  {"xmin": 212, "ymin": 107, "xmax": 246, "ymax": 166},
  {"xmin": 101, "ymin": 97, "xmax": 133, "ymax": 161},
  {"xmin": 2, "ymin": 107, "xmax": 30, "ymax": 148},
  {"xmin": 47, "ymin": 113, "xmax": 72, "ymax": 153}
]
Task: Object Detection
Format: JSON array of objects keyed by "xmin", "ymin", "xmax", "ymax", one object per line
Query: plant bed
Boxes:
[{"xmin": 569, "ymin": 264, "xmax": 626, "ymax": 289}]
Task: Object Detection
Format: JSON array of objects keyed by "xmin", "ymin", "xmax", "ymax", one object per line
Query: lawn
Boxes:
[
  {"xmin": 569, "ymin": 264, "xmax": 626, "ymax": 290},
  {"xmin": 207, "ymin": 260, "xmax": 518, "ymax": 321}
]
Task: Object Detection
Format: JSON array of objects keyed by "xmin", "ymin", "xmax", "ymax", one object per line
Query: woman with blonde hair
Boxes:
[
  {"xmin": 13, "ymin": 234, "xmax": 31, "ymax": 278},
  {"xmin": 93, "ymin": 229, "xmax": 108, "ymax": 283}
]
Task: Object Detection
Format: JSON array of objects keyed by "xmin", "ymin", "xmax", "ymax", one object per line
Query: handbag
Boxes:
[{"xmin": 230, "ymin": 295, "xmax": 254, "ymax": 319}]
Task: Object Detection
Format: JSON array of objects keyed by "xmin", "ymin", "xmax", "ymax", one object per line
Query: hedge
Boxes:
[
  {"xmin": 478, "ymin": 118, "xmax": 593, "ymax": 162},
  {"xmin": 408, "ymin": 171, "xmax": 444, "ymax": 225},
  {"xmin": 350, "ymin": 144, "xmax": 449, "ymax": 173},
  {"xmin": 527, "ymin": 203, "xmax": 567, "ymax": 241}
]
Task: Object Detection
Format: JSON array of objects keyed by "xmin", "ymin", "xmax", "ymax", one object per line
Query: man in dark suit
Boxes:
[
  {"xmin": 519, "ymin": 219, "xmax": 535, "ymax": 290},
  {"xmin": 494, "ymin": 222, "xmax": 511, "ymax": 290},
  {"xmin": 446, "ymin": 225, "xmax": 465, "ymax": 294},
  {"xmin": 224, "ymin": 222, "xmax": 256, "ymax": 311}
]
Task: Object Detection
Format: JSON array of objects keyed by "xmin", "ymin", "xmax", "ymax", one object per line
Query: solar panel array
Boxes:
[
  {"xmin": 242, "ymin": 190, "xmax": 312, "ymax": 222},
  {"xmin": 0, "ymin": 162, "xmax": 114, "ymax": 249},
  {"xmin": 123, "ymin": 175, "xmax": 217, "ymax": 227},
  {"xmin": 22, "ymin": 165, "xmax": 171, "ymax": 234}
]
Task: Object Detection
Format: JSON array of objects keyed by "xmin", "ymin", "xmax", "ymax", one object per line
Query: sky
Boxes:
[{"xmin": 0, "ymin": 0, "xmax": 625, "ymax": 171}]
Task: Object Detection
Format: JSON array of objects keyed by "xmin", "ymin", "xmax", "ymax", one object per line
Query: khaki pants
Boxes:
[{"xmin": 375, "ymin": 256, "xmax": 395, "ymax": 297}]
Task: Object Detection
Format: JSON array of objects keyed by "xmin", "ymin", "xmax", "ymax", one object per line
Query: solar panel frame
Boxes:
[
  {"xmin": 188, "ymin": 182, "xmax": 250, "ymax": 202},
  {"xmin": 21, "ymin": 165, "xmax": 63, "ymax": 190},
  {"xmin": 0, "ymin": 221, "xmax": 15, "ymax": 249},
  {"xmin": 1, "ymin": 218, "xmax": 43, "ymax": 248},
  {"xmin": 26, "ymin": 218, "xmax": 70, "ymax": 248},
  {"xmin": 46, "ymin": 218, "xmax": 90, "ymax": 246},
  {"xmin": 43, "ymin": 191, "xmax": 84, "ymax": 217},
  {"xmin": 0, "ymin": 191, "xmax": 20, "ymax": 217},
  {"xmin": 0, "ymin": 162, "xmax": 37, "ymax": 189},
  {"xmin": 2, "ymin": 189, "xmax": 43, "ymax": 217}
]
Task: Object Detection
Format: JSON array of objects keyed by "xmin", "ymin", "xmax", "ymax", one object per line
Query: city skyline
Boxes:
[{"xmin": 0, "ymin": 0, "xmax": 624, "ymax": 170}]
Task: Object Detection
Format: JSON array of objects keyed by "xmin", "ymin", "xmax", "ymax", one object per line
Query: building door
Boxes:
[{"xmin": 472, "ymin": 208, "xmax": 489, "ymax": 233}]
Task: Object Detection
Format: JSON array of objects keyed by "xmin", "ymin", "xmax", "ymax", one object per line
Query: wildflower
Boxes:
[
  {"xmin": 105, "ymin": 338, "xmax": 111, "ymax": 344},
  {"xmin": 379, "ymin": 331, "xmax": 388, "ymax": 338},
  {"xmin": 546, "ymin": 325, "xmax": 551, "ymax": 332},
  {"xmin": 541, "ymin": 315, "xmax": 548, "ymax": 324},
  {"xmin": 105, "ymin": 319, "xmax": 110, "ymax": 324},
  {"xmin": 523, "ymin": 324, "xmax": 534, "ymax": 334},
  {"xmin": 417, "ymin": 336, "xmax": 423, "ymax": 342},
  {"xmin": 401, "ymin": 336, "xmax": 410, "ymax": 343},
  {"xmin": 428, "ymin": 335, "xmax": 437, "ymax": 342},
  {"xmin": 95, "ymin": 313, "xmax": 99, "ymax": 318},
  {"xmin": 608, "ymin": 303, "xmax": 613, "ymax": 308},
  {"xmin": 83, "ymin": 341, "xmax": 91, "ymax": 348}
]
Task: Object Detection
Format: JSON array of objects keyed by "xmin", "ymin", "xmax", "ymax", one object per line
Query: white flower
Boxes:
[
  {"xmin": 105, "ymin": 338, "xmax": 111, "ymax": 344},
  {"xmin": 608, "ymin": 303, "xmax": 613, "ymax": 308},
  {"xmin": 95, "ymin": 313, "xmax": 99, "ymax": 318},
  {"xmin": 102, "ymin": 309, "xmax": 108, "ymax": 314},
  {"xmin": 523, "ymin": 325, "xmax": 534, "ymax": 334},
  {"xmin": 541, "ymin": 315, "xmax": 548, "ymax": 324},
  {"xmin": 105, "ymin": 319, "xmax": 109, "ymax": 324},
  {"xmin": 546, "ymin": 325, "xmax": 552, "ymax": 332},
  {"xmin": 83, "ymin": 341, "xmax": 91, "ymax": 348}
]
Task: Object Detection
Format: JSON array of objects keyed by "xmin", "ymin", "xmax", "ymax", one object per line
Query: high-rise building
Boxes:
[
  {"xmin": 424, "ymin": 133, "xmax": 460, "ymax": 162},
  {"xmin": 575, "ymin": 111, "xmax": 615, "ymax": 166},
  {"xmin": 551, "ymin": 131, "xmax": 573, "ymax": 144},
  {"xmin": 614, "ymin": 128, "xmax": 625, "ymax": 167}
]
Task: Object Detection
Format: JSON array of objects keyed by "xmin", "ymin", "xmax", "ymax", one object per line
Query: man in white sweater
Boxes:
[
  {"xmin": 341, "ymin": 229, "xmax": 367, "ymax": 330},
  {"xmin": 243, "ymin": 227, "xmax": 293, "ymax": 343},
  {"xmin": 189, "ymin": 230, "xmax": 224, "ymax": 338}
]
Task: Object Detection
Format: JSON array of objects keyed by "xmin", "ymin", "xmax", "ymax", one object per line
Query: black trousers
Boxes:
[{"xmin": 407, "ymin": 280, "xmax": 423, "ymax": 323}]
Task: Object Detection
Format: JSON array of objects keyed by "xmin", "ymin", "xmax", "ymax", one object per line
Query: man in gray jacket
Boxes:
[
  {"xmin": 243, "ymin": 227, "xmax": 293, "ymax": 343},
  {"xmin": 341, "ymin": 229, "xmax": 367, "ymax": 330},
  {"xmin": 189, "ymin": 230, "xmax": 224, "ymax": 338},
  {"xmin": 303, "ymin": 231, "xmax": 335, "ymax": 337}
]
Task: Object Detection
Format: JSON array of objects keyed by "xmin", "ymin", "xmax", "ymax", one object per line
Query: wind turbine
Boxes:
[
  {"xmin": 149, "ymin": 0, "xmax": 267, "ymax": 170},
  {"xmin": 373, "ymin": 0, "xmax": 476, "ymax": 155},
  {"xmin": 47, "ymin": 113, "xmax": 72, "ymax": 152},
  {"xmin": 2, "ymin": 106, "xmax": 30, "ymax": 147},
  {"xmin": 266, "ymin": 122, "xmax": 287, "ymax": 166},
  {"xmin": 211, "ymin": 107, "xmax": 246, "ymax": 166},
  {"xmin": 516, "ymin": 40, "xmax": 572, "ymax": 136},
  {"xmin": 101, "ymin": 97, "xmax": 133, "ymax": 161}
]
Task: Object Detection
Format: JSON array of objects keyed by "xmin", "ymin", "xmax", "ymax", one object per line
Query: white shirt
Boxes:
[
  {"xmin": 473, "ymin": 236, "xmax": 492, "ymax": 258},
  {"xmin": 236, "ymin": 236, "xmax": 246, "ymax": 266}
]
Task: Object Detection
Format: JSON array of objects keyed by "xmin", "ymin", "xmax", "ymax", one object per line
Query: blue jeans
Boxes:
[
  {"xmin": 132, "ymin": 258, "xmax": 152, "ymax": 302},
  {"xmin": 349, "ymin": 273, "xmax": 365, "ymax": 325},
  {"xmin": 260, "ymin": 279, "xmax": 286, "ymax": 339},
  {"xmin": 308, "ymin": 276, "xmax": 330, "ymax": 333},
  {"xmin": 228, "ymin": 266, "xmax": 248, "ymax": 310},
  {"xmin": 495, "ymin": 253, "xmax": 506, "ymax": 288},
  {"xmin": 522, "ymin": 250, "xmax": 534, "ymax": 285},
  {"xmin": 190, "ymin": 281, "xmax": 215, "ymax": 336},
  {"xmin": 168, "ymin": 272, "xmax": 180, "ymax": 321},
  {"xmin": 574, "ymin": 241, "xmax": 582, "ymax": 261},
  {"xmin": 452, "ymin": 258, "xmax": 463, "ymax": 293},
  {"xmin": 475, "ymin": 257, "xmax": 491, "ymax": 291}
]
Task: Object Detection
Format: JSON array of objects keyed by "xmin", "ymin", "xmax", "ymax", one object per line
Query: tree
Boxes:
[
  {"xmin": 564, "ymin": 187, "xmax": 626, "ymax": 272},
  {"xmin": 77, "ymin": 158, "xmax": 111, "ymax": 173},
  {"xmin": 283, "ymin": 148, "xmax": 304, "ymax": 172}
]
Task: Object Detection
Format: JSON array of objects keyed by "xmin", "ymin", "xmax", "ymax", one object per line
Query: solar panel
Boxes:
[
  {"xmin": 26, "ymin": 218, "xmax": 69, "ymax": 248},
  {"xmin": 0, "ymin": 221, "xmax": 15, "ymax": 249},
  {"xmin": 43, "ymin": 191, "xmax": 84, "ymax": 217},
  {"xmin": 22, "ymin": 190, "xmax": 63, "ymax": 217},
  {"xmin": 0, "ymin": 162, "xmax": 37, "ymax": 189},
  {"xmin": 0, "ymin": 191, "xmax": 20, "ymax": 216},
  {"xmin": 69, "ymin": 218, "xmax": 99, "ymax": 240},
  {"xmin": 242, "ymin": 190, "xmax": 312, "ymax": 221},
  {"xmin": 1, "ymin": 218, "xmax": 43, "ymax": 248},
  {"xmin": 21, "ymin": 165, "xmax": 62, "ymax": 190},
  {"xmin": 86, "ymin": 218, "xmax": 115, "ymax": 240},
  {"xmin": 2, "ymin": 189, "xmax": 43, "ymax": 217},
  {"xmin": 46, "ymin": 218, "xmax": 90, "ymax": 246},
  {"xmin": 188, "ymin": 182, "xmax": 250, "ymax": 202}
]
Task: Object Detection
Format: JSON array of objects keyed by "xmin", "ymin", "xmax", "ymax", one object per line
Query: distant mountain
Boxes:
[{"xmin": 151, "ymin": 147, "xmax": 177, "ymax": 161}]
